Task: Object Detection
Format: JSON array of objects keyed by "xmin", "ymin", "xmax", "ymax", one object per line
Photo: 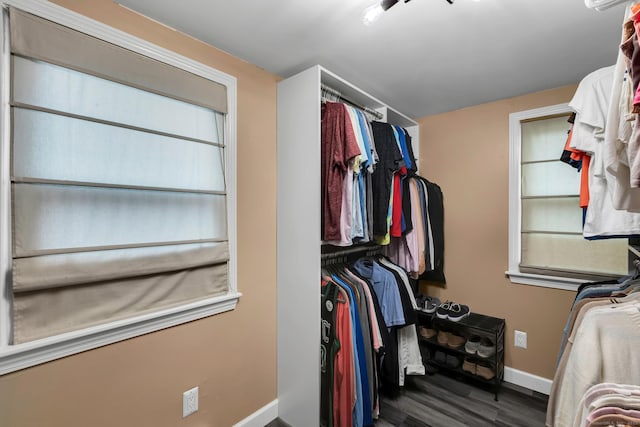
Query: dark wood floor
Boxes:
[
  {"xmin": 375, "ymin": 372, "xmax": 548, "ymax": 427},
  {"xmin": 267, "ymin": 372, "xmax": 548, "ymax": 427}
]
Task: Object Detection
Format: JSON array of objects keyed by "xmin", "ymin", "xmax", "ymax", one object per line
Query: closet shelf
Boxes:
[
  {"xmin": 426, "ymin": 357, "xmax": 506, "ymax": 387},
  {"xmin": 320, "ymin": 68, "xmax": 419, "ymax": 123},
  {"xmin": 417, "ymin": 310, "xmax": 505, "ymax": 332},
  {"xmin": 418, "ymin": 336, "xmax": 504, "ymax": 365}
]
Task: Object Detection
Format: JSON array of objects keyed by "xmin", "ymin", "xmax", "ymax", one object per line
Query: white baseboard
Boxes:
[
  {"xmin": 233, "ymin": 399, "xmax": 278, "ymax": 427},
  {"xmin": 504, "ymin": 366, "xmax": 552, "ymax": 395}
]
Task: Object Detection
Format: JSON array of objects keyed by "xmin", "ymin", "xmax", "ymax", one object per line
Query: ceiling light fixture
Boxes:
[
  {"xmin": 362, "ymin": 0, "xmax": 456, "ymax": 26},
  {"xmin": 362, "ymin": 0, "xmax": 399, "ymax": 26}
]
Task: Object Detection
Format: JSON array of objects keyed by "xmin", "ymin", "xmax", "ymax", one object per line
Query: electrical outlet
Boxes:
[
  {"xmin": 515, "ymin": 330, "xmax": 527, "ymax": 349},
  {"xmin": 183, "ymin": 386, "xmax": 199, "ymax": 418}
]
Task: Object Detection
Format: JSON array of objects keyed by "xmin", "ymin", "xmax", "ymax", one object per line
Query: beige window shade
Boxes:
[
  {"xmin": 520, "ymin": 233, "xmax": 628, "ymax": 277},
  {"xmin": 9, "ymin": 7, "xmax": 227, "ymax": 113},
  {"xmin": 9, "ymin": 8, "xmax": 229, "ymax": 344},
  {"xmin": 519, "ymin": 115, "xmax": 627, "ymax": 279},
  {"xmin": 13, "ymin": 242, "xmax": 229, "ymax": 292},
  {"xmin": 14, "ymin": 263, "xmax": 229, "ymax": 344}
]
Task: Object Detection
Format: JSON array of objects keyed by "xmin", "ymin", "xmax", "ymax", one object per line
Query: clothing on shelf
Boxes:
[
  {"xmin": 546, "ymin": 275, "xmax": 640, "ymax": 427},
  {"xmin": 321, "ymin": 254, "xmax": 424, "ymax": 427}
]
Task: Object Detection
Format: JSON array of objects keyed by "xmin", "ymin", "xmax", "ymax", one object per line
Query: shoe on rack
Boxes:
[
  {"xmin": 447, "ymin": 332, "xmax": 466, "ymax": 349},
  {"xmin": 475, "ymin": 361, "xmax": 496, "ymax": 380},
  {"xmin": 415, "ymin": 293, "xmax": 427, "ymax": 310},
  {"xmin": 477, "ymin": 337, "xmax": 496, "ymax": 358},
  {"xmin": 425, "ymin": 363, "xmax": 439, "ymax": 375},
  {"xmin": 462, "ymin": 358, "xmax": 476, "ymax": 374},
  {"xmin": 445, "ymin": 354, "xmax": 461, "ymax": 369},
  {"xmin": 465, "ymin": 335, "xmax": 481, "ymax": 354},
  {"xmin": 435, "ymin": 301, "xmax": 452, "ymax": 319},
  {"xmin": 424, "ymin": 296, "xmax": 441, "ymax": 313},
  {"xmin": 434, "ymin": 351, "xmax": 446, "ymax": 365},
  {"xmin": 447, "ymin": 302, "xmax": 471, "ymax": 322},
  {"xmin": 419, "ymin": 326, "xmax": 437, "ymax": 339},
  {"xmin": 437, "ymin": 330, "xmax": 450, "ymax": 346}
]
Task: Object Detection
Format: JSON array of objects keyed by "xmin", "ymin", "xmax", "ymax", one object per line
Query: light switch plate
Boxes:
[
  {"xmin": 183, "ymin": 386, "xmax": 199, "ymax": 418},
  {"xmin": 515, "ymin": 330, "xmax": 527, "ymax": 349}
]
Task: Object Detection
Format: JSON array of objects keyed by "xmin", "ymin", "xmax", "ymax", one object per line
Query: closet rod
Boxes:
[
  {"xmin": 321, "ymin": 84, "xmax": 384, "ymax": 120},
  {"xmin": 320, "ymin": 244, "xmax": 383, "ymax": 260}
]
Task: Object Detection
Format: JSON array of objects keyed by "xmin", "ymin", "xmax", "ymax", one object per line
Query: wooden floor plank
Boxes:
[
  {"xmin": 400, "ymin": 414, "xmax": 433, "ymax": 427},
  {"xmin": 403, "ymin": 387, "xmax": 499, "ymax": 425},
  {"xmin": 267, "ymin": 372, "xmax": 549, "ymax": 427},
  {"xmin": 376, "ymin": 373, "xmax": 548, "ymax": 427}
]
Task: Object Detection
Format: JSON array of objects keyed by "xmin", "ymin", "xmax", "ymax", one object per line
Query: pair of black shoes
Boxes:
[
  {"xmin": 434, "ymin": 351, "xmax": 461, "ymax": 369},
  {"xmin": 435, "ymin": 301, "xmax": 470, "ymax": 322},
  {"xmin": 415, "ymin": 294, "xmax": 441, "ymax": 313}
]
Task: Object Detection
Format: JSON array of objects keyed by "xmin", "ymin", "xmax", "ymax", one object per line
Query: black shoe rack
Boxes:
[{"xmin": 416, "ymin": 310, "xmax": 505, "ymax": 401}]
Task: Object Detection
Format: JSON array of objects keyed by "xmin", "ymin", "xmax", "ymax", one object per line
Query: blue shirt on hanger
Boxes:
[{"xmin": 352, "ymin": 259, "xmax": 405, "ymax": 328}]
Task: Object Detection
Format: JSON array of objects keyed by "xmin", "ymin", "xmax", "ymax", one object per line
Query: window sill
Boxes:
[
  {"xmin": 505, "ymin": 270, "xmax": 583, "ymax": 292},
  {"xmin": 0, "ymin": 292, "xmax": 241, "ymax": 375}
]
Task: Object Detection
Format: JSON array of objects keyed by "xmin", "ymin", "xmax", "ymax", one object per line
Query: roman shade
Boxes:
[
  {"xmin": 518, "ymin": 115, "xmax": 627, "ymax": 278},
  {"xmin": 9, "ymin": 8, "xmax": 230, "ymax": 343},
  {"xmin": 9, "ymin": 7, "xmax": 227, "ymax": 113}
]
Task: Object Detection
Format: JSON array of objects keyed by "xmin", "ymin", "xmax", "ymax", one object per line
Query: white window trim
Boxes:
[
  {"xmin": 0, "ymin": 0, "xmax": 239, "ymax": 375},
  {"xmin": 507, "ymin": 103, "xmax": 584, "ymax": 292}
]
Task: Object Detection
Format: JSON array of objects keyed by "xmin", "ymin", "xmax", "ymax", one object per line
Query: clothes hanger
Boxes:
[{"xmin": 634, "ymin": 258, "xmax": 640, "ymax": 277}]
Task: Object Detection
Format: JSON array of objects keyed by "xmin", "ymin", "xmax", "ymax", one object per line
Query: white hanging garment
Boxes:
[{"xmin": 585, "ymin": 0, "xmax": 632, "ymax": 11}]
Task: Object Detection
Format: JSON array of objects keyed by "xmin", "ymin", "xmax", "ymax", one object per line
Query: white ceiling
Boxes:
[{"xmin": 117, "ymin": 0, "xmax": 626, "ymax": 118}]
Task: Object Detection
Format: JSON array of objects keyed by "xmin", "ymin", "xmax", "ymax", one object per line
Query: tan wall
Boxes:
[
  {"xmin": 0, "ymin": 1, "xmax": 279, "ymax": 426},
  {"xmin": 418, "ymin": 85, "xmax": 579, "ymax": 380}
]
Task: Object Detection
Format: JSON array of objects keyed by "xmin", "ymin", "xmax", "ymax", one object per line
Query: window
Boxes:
[
  {"xmin": 508, "ymin": 104, "xmax": 628, "ymax": 290},
  {"xmin": 0, "ymin": 3, "xmax": 237, "ymax": 374}
]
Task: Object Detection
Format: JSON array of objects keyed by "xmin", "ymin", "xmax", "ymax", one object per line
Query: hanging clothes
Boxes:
[
  {"xmin": 328, "ymin": 280, "xmax": 356, "ymax": 427},
  {"xmin": 546, "ymin": 274, "xmax": 640, "ymax": 427},
  {"xmin": 351, "ymin": 258, "xmax": 405, "ymax": 328},
  {"xmin": 370, "ymin": 121, "xmax": 404, "ymax": 239},
  {"xmin": 419, "ymin": 178, "xmax": 446, "ymax": 283},
  {"xmin": 358, "ymin": 119, "xmax": 446, "ymax": 283},
  {"xmin": 321, "ymin": 101, "xmax": 441, "ymax": 263},
  {"xmin": 330, "ymin": 273, "xmax": 371, "ymax": 427},
  {"xmin": 352, "ymin": 257, "xmax": 424, "ymax": 389},
  {"xmin": 321, "ymin": 255, "xmax": 424, "ymax": 426},
  {"xmin": 568, "ymin": 3, "xmax": 640, "ymax": 238},
  {"xmin": 321, "ymin": 280, "xmax": 344, "ymax": 427},
  {"xmin": 575, "ymin": 383, "xmax": 640, "ymax": 427},
  {"xmin": 547, "ymin": 300, "xmax": 640, "ymax": 427},
  {"xmin": 385, "ymin": 175, "xmax": 446, "ymax": 284},
  {"xmin": 321, "ymin": 102, "xmax": 360, "ymax": 242},
  {"xmin": 560, "ymin": 114, "xmax": 592, "ymax": 211},
  {"xmin": 322, "ymin": 101, "xmax": 391, "ymax": 247}
]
